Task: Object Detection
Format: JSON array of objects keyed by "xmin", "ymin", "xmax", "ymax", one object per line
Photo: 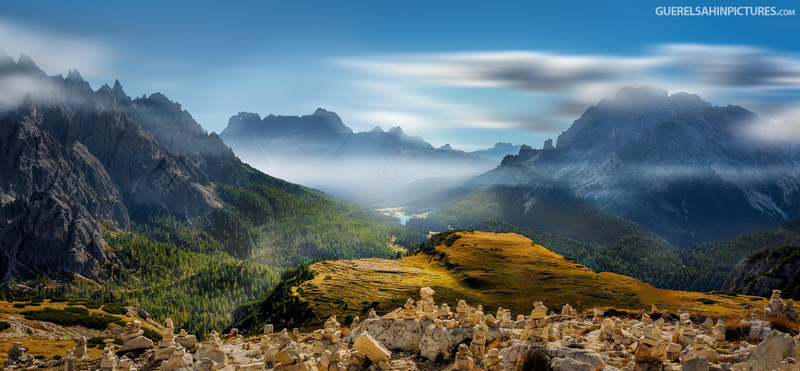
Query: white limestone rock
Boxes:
[
  {"xmin": 743, "ymin": 330, "xmax": 800, "ymax": 371},
  {"xmin": 353, "ymin": 333, "xmax": 391, "ymax": 364}
]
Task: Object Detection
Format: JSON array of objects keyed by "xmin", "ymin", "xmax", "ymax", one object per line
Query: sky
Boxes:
[{"xmin": 1, "ymin": 0, "xmax": 799, "ymax": 151}]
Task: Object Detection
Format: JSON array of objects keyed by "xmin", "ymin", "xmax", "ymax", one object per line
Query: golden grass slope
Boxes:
[
  {"xmin": 0, "ymin": 300, "xmax": 160, "ymax": 365},
  {"xmin": 297, "ymin": 231, "xmax": 766, "ymax": 324}
]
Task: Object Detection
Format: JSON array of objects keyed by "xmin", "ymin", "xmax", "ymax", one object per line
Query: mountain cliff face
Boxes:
[
  {"xmin": 721, "ymin": 219, "xmax": 800, "ymax": 298},
  {"xmin": 219, "ymin": 110, "xmax": 495, "ymax": 206},
  {"xmin": 501, "ymin": 87, "xmax": 799, "ymax": 245},
  {"xmin": 0, "ymin": 52, "xmax": 251, "ymax": 280}
]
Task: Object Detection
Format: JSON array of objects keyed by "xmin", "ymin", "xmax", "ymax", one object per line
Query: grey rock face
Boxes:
[{"xmin": 0, "ymin": 52, "xmax": 250, "ymax": 282}]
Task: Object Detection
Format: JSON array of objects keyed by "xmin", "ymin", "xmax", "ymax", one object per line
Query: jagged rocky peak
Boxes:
[
  {"xmin": 15, "ymin": 53, "xmax": 45, "ymax": 76},
  {"xmin": 66, "ymin": 68, "xmax": 84, "ymax": 82},
  {"xmin": 518, "ymin": 144, "xmax": 534, "ymax": 154},
  {"xmin": 543, "ymin": 139, "xmax": 554, "ymax": 150},
  {"xmin": 439, "ymin": 143, "xmax": 453, "ymax": 150},
  {"xmin": 0, "ymin": 46, "xmax": 15, "ymax": 66},
  {"xmin": 556, "ymin": 87, "xmax": 719, "ymax": 152},
  {"xmin": 387, "ymin": 126, "xmax": 404, "ymax": 135},
  {"xmin": 111, "ymin": 79, "xmax": 130, "ymax": 103},
  {"xmin": 370, "ymin": 126, "xmax": 384, "ymax": 133}
]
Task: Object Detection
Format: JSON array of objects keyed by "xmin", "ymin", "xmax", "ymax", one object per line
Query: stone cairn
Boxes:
[
  {"xmin": 311, "ymin": 316, "xmax": 342, "ymax": 355},
  {"xmin": 524, "ymin": 301, "xmax": 551, "ymax": 348},
  {"xmin": 469, "ymin": 321, "xmax": 489, "ymax": 360},
  {"xmin": 161, "ymin": 345, "xmax": 195, "ymax": 371},
  {"xmin": 261, "ymin": 324, "xmax": 274, "ymax": 348},
  {"xmin": 175, "ymin": 329, "xmax": 198, "ymax": 352},
  {"xmin": 633, "ymin": 322, "xmax": 667, "ymax": 371},
  {"xmin": 765, "ymin": 289, "xmax": 799, "ymax": 321},
  {"xmin": 121, "ymin": 319, "xmax": 153, "ymax": 351},
  {"xmin": 73, "ymin": 336, "xmax": 88, "ymax": 358},
  {"xmin": 713, "ymin": 319, "xmax": 726, "ymax": 342},
  {"xmin": 196, "ymin": 330, "xmax": 227, "ymax": 367},
  {"xmin": 100, "ymin": 339, "xmax": 118, "ymax": 371},
  {"xmin": 680, "ymin": 335, "xmax": 718, "ymax": 364},
  {"xmin": 4, "ymin": 342, "xmax": 35, "ymax": 368},
  {"xmin": 155, "ymin": 317, "xmax": 178, "ymax": 361},
  {"xmin": 63, "ymin": 350, "xmax": 76, "ymax": 371},
  {"xmin": 454, "ymin": 343, "xmax": 475, "ymax": 371},
  {"xmin": 484, "ymin": 348, "xmax": 504, "ymax": 371}
]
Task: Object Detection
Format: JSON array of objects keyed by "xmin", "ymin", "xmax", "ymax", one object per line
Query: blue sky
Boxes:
[{"xmin": 2, "ymin": 0, "xmax": 799, "ymax": 150}]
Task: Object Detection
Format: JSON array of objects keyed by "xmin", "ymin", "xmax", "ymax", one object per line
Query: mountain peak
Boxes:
[
  {"xmin": 0, "ymin": 46, "xmax": 12, "ymax": 65},
  {"xmin": 370, "ymin": 126, "xmax": 384, "ymax": 133},
  {"xmin": 16, "ymin": 53, "xmax": 44, "ymax": 75},
  {"xmin": 112, "ymin": 79, "xmax": 129, "ymax": 102},
  {"xmin": 613, "ymin": 86, "xmax": 668, "ymax": 101},
  {"xmin": 439, "ymin": 143, "xmax": 453, "ymax": 150},
  {"xmin": 388, "ymin": 126, "xmax": 404, "ymax": 135},
  {"xmin": 491, "ymin": 142, "xmax": 514, "ymax": 149},
  {"xmin": 313, "ymin": 107, "xmax": 331, "ymax": 115},
  {"xmin": 66, "ymin": 68, "xmax": 84, "ymax": 82}
]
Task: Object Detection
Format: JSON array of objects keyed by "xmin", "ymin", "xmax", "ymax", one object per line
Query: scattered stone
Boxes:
[
  {"xmin": 118, "ymin": 356, "xmax": 135, "ymax": 371},
  {"xmin": 196, "ymin": 357, "xmax": 220, "ymax": 371}
]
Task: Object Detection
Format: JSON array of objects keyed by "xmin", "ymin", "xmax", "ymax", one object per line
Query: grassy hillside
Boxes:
[
  {"xmin": 438, "ymin": 218, "xmax": 800, "ymax": 294},
  {"xmin": 0, "ymin": 299, "xmax": 159, "ymax": 365},
  {"xmin": 235, "ymin": 231, "xmax": 764, "ymax": 333}
]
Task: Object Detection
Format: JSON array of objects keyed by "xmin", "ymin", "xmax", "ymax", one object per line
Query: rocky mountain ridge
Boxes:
[
  {"xmin": 497, "ymin": 87, "xmax": 800, "ymax": 245},
  {"xmin": 0, "ymin": 51, "xmax": 266, "ymax": 281}
]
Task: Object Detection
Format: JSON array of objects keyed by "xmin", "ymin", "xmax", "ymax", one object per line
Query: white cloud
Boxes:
[
  {"xmin": 0, "ymin": 18, "xmax": 114, "ymax": 79},
  {"xmin": 334, "ymin": 44, "xmax": 800, "ymax": 137}
]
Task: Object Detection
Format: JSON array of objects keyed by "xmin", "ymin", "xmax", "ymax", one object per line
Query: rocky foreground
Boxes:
[{"xmin": 4, "ymin": 288, "xmax": 800, "ymax": 371}]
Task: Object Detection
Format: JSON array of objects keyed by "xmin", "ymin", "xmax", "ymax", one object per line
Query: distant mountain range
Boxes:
[
  {"xmin": 468, "ymin": 142, "xmax": 524, "ymax": 161},
  {"xmin": 220, "ymin": 110, "xmax": 496, "ymax": 206},
  {"xmin": 0, "ymin": 50, "xmax": 419, "ymax": 283},
  {"xmin": 426, "ymin": 87, "xmax": 799, "ymax": 246}
]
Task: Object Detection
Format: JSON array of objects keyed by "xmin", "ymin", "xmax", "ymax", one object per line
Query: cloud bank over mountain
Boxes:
[{"xmin": 335, "ymin": 44, "xmax": 800, "ymax": 142}]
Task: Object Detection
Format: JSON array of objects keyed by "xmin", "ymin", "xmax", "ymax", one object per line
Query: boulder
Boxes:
[
  {"xmin": 354, "ymin": 333, "xmax": 391, "ymax": 364},
  {"xmin": 682, "ymin": 356, "xmax": 709, "ymax": 371},
  {"xmin": 743, "ymin": 330, "xmax": 800, "ymax": 371},
  {"xmin": 553, "ymin": 357, "xmax": 594, "ymax": 371}
]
